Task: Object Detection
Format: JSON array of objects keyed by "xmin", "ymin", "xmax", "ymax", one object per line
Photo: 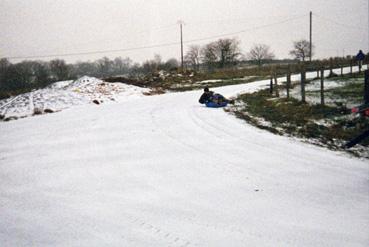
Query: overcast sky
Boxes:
[{"xmin": 0, "ymin": 0, "xmax": 368, "ymax": 64}]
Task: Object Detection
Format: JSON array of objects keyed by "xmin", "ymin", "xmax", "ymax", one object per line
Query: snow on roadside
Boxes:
[
  {"xmin": 197, "ymin": 79, "xmax": 223, "ymax": 84},
  {"xmin": 196, "ymin": 76, "xmax": 258, "ymax": 85},
  {"xmin": 0, "ymin": 76, "xmax": 150, "ymax": 120}
]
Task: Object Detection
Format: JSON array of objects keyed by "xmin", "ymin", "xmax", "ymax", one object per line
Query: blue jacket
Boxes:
[{"xmin": 356, "ymin": 51, "xmax": 365, "ymax": 61}]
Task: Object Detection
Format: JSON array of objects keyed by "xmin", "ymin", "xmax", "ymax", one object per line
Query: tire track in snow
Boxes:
[
  {"xmin": 174, "ymin": 216, "xmax": 298, "ymax": 246},
  {"xmin": 123, "ymin": 192, "xmax": 295, "ymax": 246},
  {"xmin": 189, "ymin": 105, "xmax": 305, "ymax": 162},
  {"xmin": 149, "ymin": 105, "xmax": 204, "ymax": 154},
  {"xmin": 149, "ymin": 92, "xmax": 362, "ymax": 189},
  {"xmin": 126, "ymin": 214, "xmax": 195, "ymax": 247},
  {"xmin": 149, "ymin": 101, "xmax": 266, "ymax": 182},
  {"xmin": 189, "ymin": 101, "xmax": 359, "ymax": 177}
]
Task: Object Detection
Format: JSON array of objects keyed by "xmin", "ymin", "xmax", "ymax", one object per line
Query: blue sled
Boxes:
[{"xmin": 205, "ymin": 101, "xmax": 228, "ymax": 108}]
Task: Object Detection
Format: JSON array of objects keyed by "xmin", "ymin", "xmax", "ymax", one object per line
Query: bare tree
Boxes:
[
  {"xmin": 0, "ymin": 58, "xmax": 10, "ymax": 71},
  {"xmin": 185, "ymin": 45, "xmax": 201, "ymax": 71},
  {"xmin": 73, "ymin": 61, "xmax": 98, "ymax": 77},
  {"xmin": 201, "ymin": 42, "xmax": 218, "ymax": 70},
  {"xmin": 50, "ymin": 59, "xmax": 70, "ymax": 81},
  {"xmin": 113, "ymin": 57, "xmax": 132, "ymax": 75},
  {"xmin": 34, "ymin": 62, "xmax": 50, "ymax": 86},
  {"xmin": 201, "ymin": 38, "xmax": 241, "ymax": 69},
  {"xmin": 128, "ymin": 63, "xmax": 143, "ymax": 79},
  {"xmin": 153, "ymin": 54, "xmax": 162, "ymax": 66},
  {"xmin": 1, "ymin": 62, "xmax": 31, "ymax": 90},
  {"xmin": 16, "ymin": 61, "xmax": 37, "ymax": 84},
  {"xmin": 248, "ymin": 44, "xmax": 275, "ymax": 66},
  {"xmin": 163, "ymin": 58, "xmax": 179, "ymax": 71},
  {"xmin": 0, "ymin": 58, "xmax": 11, "ymax": 89},
  {"xmin": 215, "ymin": 38, "xmax": 241, "ymax": 68},
  {"xmin": 289, "ymin": 39, "xmax": 314, "ymax": 61},
  {"xmin": 142, "ymin": 54, "xmax": 163, "ymax": 74},
  {"xmin": 96, "ymin": 57, "xmax": 113, "ymax": 78}
]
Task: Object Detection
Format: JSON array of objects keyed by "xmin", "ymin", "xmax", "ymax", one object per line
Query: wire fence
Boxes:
[{"xmin": 268, "ymin": 60, "xmax": 369, "ymax": 106}]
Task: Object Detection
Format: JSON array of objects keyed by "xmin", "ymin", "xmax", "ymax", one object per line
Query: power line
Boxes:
[
  {"xmin": 62, "ymin": 16, "xmax": 304, "ymax": 51},
  {"xmin": 58, "ymin": 15, "xmax": 304, "ymax": 53},
  {"xmin": 41, "ymin": 23, "xmax": 179, "ymax": 53},
  {"xmin": 183, "ymin": 15, "xmax": 307, "ymax": 44},
  {"xmin": 5, "ymin": 15, "xmax": 307, "ymax": 60},
  {"xmin": 5, "ymin": 42, "xmax": 181, "ymax": 60},
  {"xmin": 184, "ymin": 14, "xmax": 307, "ymax": 26},
  {"xmin": 313, "ymin": 13, "xmax": 366, "ymax": 31}
]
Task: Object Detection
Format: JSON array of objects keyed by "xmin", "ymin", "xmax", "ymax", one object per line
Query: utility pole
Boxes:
[
  {"xmin": 178, "ymin": 20, "xmax": 184, "ymax": 71},
  {"xmin": 309, "ymin": 11, "xmax": 312, "ymax": 62}
]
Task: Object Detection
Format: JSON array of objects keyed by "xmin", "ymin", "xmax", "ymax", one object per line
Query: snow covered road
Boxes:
[{"xmin": 0, "ymin": 80, "xmax": 368, "ymax": 246}]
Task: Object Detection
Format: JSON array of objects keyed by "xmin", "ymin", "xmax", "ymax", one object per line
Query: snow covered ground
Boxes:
[
  {"xmin": 0, "ymin": 76, "xmax": 149, "ymax": 120},
  {"xmin": 0, "ymin": 72, "xmax": 368, "ymax": 246}
]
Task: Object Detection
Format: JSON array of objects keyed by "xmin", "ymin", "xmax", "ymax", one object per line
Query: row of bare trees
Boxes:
[
  {"xmin": 184, "ymin": 38, "xmax": 313, "ymax": 71},
  {"xmin": 184, "ymin": 38, "xmax": 241, "ymax": 71}
]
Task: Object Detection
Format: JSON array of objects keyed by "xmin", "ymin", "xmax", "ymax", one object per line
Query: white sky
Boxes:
[{"xmin": 0, "ymin": 0, "xmax": 368, "ymax": 63}]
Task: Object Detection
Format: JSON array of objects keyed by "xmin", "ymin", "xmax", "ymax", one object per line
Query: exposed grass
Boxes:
[
  {"xmin": 228, "ymin": 88, "xmax": 369, "ymax": 157},
  {"xmin": 326, "ymin": 81, "xmax": 364, "ymax": 100},
  {"xmin": 168, "ymin": 76, "xmax": 267, "ymax": 92}
]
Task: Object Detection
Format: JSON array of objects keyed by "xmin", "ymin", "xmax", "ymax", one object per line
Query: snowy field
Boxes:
[{"xmin": 0, "ymin": 72, "xmax": 368, "ymax": 246}]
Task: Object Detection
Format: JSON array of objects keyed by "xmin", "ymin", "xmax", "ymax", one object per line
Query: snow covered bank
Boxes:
[{"xmin": 0, "ymin": 76, "xmax": 149, "ymax": 120}]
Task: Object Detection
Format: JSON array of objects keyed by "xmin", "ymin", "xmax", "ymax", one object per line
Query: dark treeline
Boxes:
[
  {"xmin": 0, "ymin": 55, "xmax": 180, "ymax": 98},
  {"xmin": 0, "ymin": 56, "xmax": 173, "ymax": 88}
]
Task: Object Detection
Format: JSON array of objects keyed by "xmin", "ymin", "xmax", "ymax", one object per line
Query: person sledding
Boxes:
[{"xmin": 198, "ymin": 87, "xmax": 234, "ymax": 108}]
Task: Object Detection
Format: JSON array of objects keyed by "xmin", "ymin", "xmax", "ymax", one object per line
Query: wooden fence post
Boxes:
[
  {"xmin": 320, "ymin": 68, "xmax": 325, "ymax": 105},
  {"xmin": 350, "ymin": 60, "xmax": 353, "ymax": 75},
  {"xmin": 269, "ymin": 77, "xmax": 273, "ymax": 94},
  {"xmin": 365, "ymin": 70, "xmax": 369, "ymax": 104},
  {"xmin": 301, "ymin": 67, "xmax": 306, "ymax": 103},
  {"xmin": 316, "ymin": 62, "xmax": 320, "ymax": 78},
  {"xmin": 317, "ymin": 62, "xmax": 323, "ymax": 78},
  {"xmin": 286, "ymin": 72, "xmax": 291, "ymax": 99},
  {"xmin": 341, "ymin": 63, "xmax": 343, "ymax": 77},
  {"xmin": 274, "ymin": 73, "xmax": 279, "ymax": 97}
]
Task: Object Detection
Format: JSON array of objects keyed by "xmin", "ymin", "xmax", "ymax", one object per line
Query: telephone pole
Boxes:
[
  {"xmin": 309, "ymin": 11, "xmax": 312, "ymax": 62},
  {"xmin": 178, "ymin": 20, "xmax": 184, "ymax": 71}
]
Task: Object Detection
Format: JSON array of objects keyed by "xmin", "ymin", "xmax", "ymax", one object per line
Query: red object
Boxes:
[
  {"xmin": 351, "ymin": 107, "xmax": 359, "ymax": 113},
  {"xmin": 365, "ymin": 109, "xmax": 369, "ymax": 116}
]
